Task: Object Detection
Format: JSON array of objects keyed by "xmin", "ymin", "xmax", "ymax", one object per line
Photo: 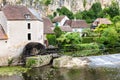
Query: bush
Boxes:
[
  {"xmin": 98, "ymin": 28, "xmax": 119, "ymax": 48},
  {"xmin": 82, "ymin": 37, "xmax": 94, "ymax": 43},
  {"xmin": 61, "ymin": 43, "xmax": 100, "ymax": 56},
  {"xmin": 46, "ymin": 34, "xmax": 56, "ymax": 45}
]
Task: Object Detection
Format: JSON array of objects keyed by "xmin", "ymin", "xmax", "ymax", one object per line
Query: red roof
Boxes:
[
  {"xmin": 0, "ymin": 25, "xmax": 8, "ymax": 40},
  {"xmin": 64, "ymin": 20, "xmax": 89, "ymax": 28},
  {"xmin": 43, "ymin": 17, "xmax": 54, "ymax": 34},
  {"xmin": 60, "ymin": 26, "xmax": 72, "ymax": 32},
  {"xmin": 2, "ymin": 5, "xmax": 38, "ymax": 20}
]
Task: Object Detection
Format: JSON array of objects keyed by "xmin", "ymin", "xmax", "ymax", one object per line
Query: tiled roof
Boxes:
[
  {"xmin": 60, "ymin": 26, "xmax": 72, "ymax": 32},
  {"xmin": 0, "ymin": 25, "xmax": 8, "ymax": 40},
  {"xmin": 2, "ymin": 5, "xmax": 38, "ymax": 20},
  {"xmin": 64, "ymin": 20, "xmax": 89, "ymax": 28},
  {"xmin": 53, "ymin": 15, "xmax": 65, "ymax": 22},
  {"xmin": 93, "ymin": 18, "xmax": 112, "ymax": 25},
  {"xmin": 43, "ymin": 17, "xmax": 54, "ymax": 34}
]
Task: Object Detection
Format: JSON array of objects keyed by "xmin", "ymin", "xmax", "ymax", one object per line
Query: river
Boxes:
[{"xmin": 0, "ymin": 65, "xmax": 120, "ymax": 80}]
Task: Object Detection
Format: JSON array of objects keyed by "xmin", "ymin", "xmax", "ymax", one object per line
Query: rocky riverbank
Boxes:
[{"xmin": 53, "ymin": 56, "xmax": 90, "ymax": 68}]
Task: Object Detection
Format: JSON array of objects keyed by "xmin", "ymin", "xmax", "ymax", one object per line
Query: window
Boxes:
[
  {"xmin": 28, "ymin": 33, "xmax": 31, "ymax": 40},
  {"xmin": 28, "ymin": 23, "xmax": 31, "ymax": 29}
]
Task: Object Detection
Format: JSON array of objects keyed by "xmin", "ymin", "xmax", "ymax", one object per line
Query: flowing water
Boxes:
[{"xmin": 1, "ymin": 65, "xmax": 120, "ymax": 80}]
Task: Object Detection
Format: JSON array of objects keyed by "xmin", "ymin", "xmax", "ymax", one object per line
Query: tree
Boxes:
[
  {"xmin": 90, "ymin": 2, "xmax": 102, "ymax": 18},
  {"xmin": 74, "ymin": 12, "xmax": 82, "ymax": 19},
  {"xmin": 41, "ymin": 0, "xmax": 52, "ymax": 16},
  {"xmin": 112, "ymin": 16, "xmax": 120, "ymax": 23},
  {"xmin": 98, "ymin": 27, "xmax": 119, "ymax": 47},
  {"xmin": 54, "ymin": 26, "xmax": 62, "ymax": 38},
  {"xmin": 57, "ymin": 7, "xmax": 74, "ymax": 19},
  {"xmin": 46, "ymin": 34, "xmax": 56, "ymax": 45},
  {"xmin": 103, "ymin": 0, "xmax": 120, "ymax": 18},
  {"xmin": 82, "ymin": 0, "xmax": 87, "ymax": 10},
  {"xmin": 57, "ymin": 32, "xmax": 82, "ymax": 45}
]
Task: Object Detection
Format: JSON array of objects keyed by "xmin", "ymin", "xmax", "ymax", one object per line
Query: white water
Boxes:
[{"xmin": 88, "ymin": 54, "xmax": 120, "ymax": 68}]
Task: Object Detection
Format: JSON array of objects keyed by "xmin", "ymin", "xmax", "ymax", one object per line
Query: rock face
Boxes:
[
  {"xmin": 53, "ymin": 56, "xmax": 90, "ymax": 68},
  {"xmin": 26, "ymin": 55, "xmax": 52, "ymax": 68}
]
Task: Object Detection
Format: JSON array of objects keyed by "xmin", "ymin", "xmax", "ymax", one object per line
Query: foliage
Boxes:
[
  {"xmin": 90, "ymin": 2, "xmax": 102, "ymax": 18},
  {"xmin": 57, "ymin": 32, "xmax": 82, "ymax": 45},
  {"xmin": 82, "ymin": 28, "xmax": 98, "ymax": 37},
  {"xmin": 46, "ymin": 34, "xmax": 56, "ymax": 45},
  {"xmin": 82, "ymin": 37, "xmax": 94, "ymax": 43},
  {"xmin": 56, "ymin": 7, "xmax": 74, "ymax": 19},
  {"xmin": 62, "ymin": 43, "xmax": 100, "ymax": 56},
  {"xmin": 47, "ymin": 15, "xmax": 54, "ymax": 20},
  {"xmin": 26, "ymin": 58, "xmax": 37, "ymax": 68},
  {"xmin": 103, "ymin": 0, "xmax": 120, "ymax": 18},
  {"xmin": 0, "ymin": 66, "xmax": 28, "ymax": 76},
  {"xmin": 54, "ymin": 26, "xmax": 62, "ymax": 38},
  {"xmin": 74, "ymin": 12, "xmax": 82, "ymax": 19},
  {"xmin": 42, "ymin": 0, "xmax": 52, "ymax": 6},
  {"xmin": 8, "ymin": 58, "xmax": 14, "ymax": 66},
  {"xmin": 112, "ymin": 16, "xmax": 120, "ymax": 23},
  {"xmin": 115, "ymin": 21, "xmax": 120, "ymax": 33},
  {"xmin": 94, "ymin": 24, "xmax": 109, "ymax": 34},
  {"xmin": 98, "ymin": 27, "xmax": 119, "ymax": 47},
  {"xmin": 81, "ymin": 10, "xmax": 95, "ymax": 23},
  {"xmin": 79, "ymin": 2, "xmax": 102, "ymax": 23},
  {"xmin": 82, "ymin": 0, "xmax": 87, "ymax": 10}
]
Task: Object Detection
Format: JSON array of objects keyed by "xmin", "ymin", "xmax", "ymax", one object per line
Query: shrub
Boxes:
[
  {"xmin": 61, "ymin": 43, "xmax": 100, "ymax": 56},
  {"xmin": 82, "ymin": 37, "xmax": 94, "ymax": 43},
  {"xmin": 46, "ymin": 34, "xmax": 56, "ymax": 45},
  {"xmin": 98, "ymin": 28, "xmax": 119, "ymax": 48}
]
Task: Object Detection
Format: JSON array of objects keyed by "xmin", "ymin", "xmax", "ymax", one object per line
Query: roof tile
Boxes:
[{"xmin": 2, "ymin": 5, "xmax": 38, "ymax": 20}]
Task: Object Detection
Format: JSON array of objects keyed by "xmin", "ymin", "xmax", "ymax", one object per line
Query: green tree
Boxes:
[
  {"xmin": 112, "ymin": 16, "xmax": 120, "ymax": 23},
  {"xmin": 103, "ymin": 0, "xmax": 120, "ymax": 18},
  {"xmin": 74, "ymin": 12, "xmax": 82, "ymax": 19},
  {"xmin": 57, "ymin": 32, "xmax": 82, "ymax": 45},
  {"xmin": 90, "ymin": 2, "xmax": 102, "ymax": 18},
  {"xmin": 98, "ymin": 27, "xmax": 119, "ymax": 47},
  {"xmin": 54, "ymin": 26, "xmax": 62, "ymax": 38},
  {"xmin": 82, "ymin": 0, "xmax": 87, "ymax": 10},
  {"xmin": 57, "ymin": 7, "xmax": 74, "ymax": 19},
  {"xmin": 46, "ymin": 34, "xmax": 56, "ymax": 45}
]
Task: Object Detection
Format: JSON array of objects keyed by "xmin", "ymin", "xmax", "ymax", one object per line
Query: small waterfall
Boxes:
[{"xmin": 88, "ymin": 54, "xmax": 120, "ymax": 68}]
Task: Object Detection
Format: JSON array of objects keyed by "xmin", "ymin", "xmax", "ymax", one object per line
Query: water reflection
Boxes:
[
  {"xmin": 0, "ymin": 66, "xmax": 120, "ymax": 80},
  {"xmin": 23, "ymin": 66, "xmax": 120, "ymax": 80}
]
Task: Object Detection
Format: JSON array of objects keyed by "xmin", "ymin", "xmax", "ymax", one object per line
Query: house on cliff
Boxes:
[{"xmin": 0, "ymin": 5, "xmax": 43, "ymax": 65}]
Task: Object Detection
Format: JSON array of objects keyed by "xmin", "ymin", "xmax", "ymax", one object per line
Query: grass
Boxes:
[{"xmin": 0, "ymin": 66, "xmax": 29, "ymax": 76}]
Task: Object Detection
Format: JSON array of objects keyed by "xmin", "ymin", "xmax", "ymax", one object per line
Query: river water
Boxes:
[{"xmin": 1, "ymin": 65, "xmax": 120, "ymax": 80}]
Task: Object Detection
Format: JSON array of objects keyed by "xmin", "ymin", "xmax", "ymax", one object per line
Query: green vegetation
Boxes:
[
  {"xmin": 26, "ymin": 58, "xmax": 37, "ymax": 68},
  {"xmin": 56, "ymin": 7, "xmax": 74, "ymax": 19},
  {"xmin": 0, "ymin": 66, "xmax": 28, "ymax": 76},
  {"xmin": 44, "ymin": 0, "xmax": 120, "ymax": 57},
  {"xmin": 46, "ymin": 34, "xmax": 56, "ymax": 46}
]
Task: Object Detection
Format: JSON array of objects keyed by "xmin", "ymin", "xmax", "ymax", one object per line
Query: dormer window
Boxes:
[{"xmin": 24, "ymin": 14, "xmax": 31, "ymax": 20}]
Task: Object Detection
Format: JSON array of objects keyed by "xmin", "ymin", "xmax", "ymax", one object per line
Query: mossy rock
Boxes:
[{"xmin": 26, "ymin": 55, "xmax": 52, "ymax": 68}]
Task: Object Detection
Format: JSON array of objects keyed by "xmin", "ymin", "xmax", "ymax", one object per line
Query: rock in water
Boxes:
[{"xmin": 53, "ymin": 56, "xmax": 90, "ymax": 68}]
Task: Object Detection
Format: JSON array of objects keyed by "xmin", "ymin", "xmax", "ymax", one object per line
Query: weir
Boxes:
[{"xmin": 88, "ymin": 54, "xmax": 120, "ymax": 68}]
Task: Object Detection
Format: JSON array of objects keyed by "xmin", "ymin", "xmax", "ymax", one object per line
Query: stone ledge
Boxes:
[
  {"xmin": 53, "ymin": 56, "xmax": 90, "ymax": 69},
  {"xmin": 26, "ymin": 55, "xmax": 52, "ymax": 68}
]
